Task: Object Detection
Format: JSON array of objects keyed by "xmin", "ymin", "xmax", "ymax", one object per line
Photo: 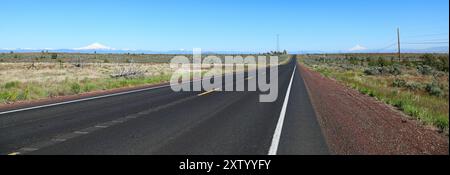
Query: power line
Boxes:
[
  {"xmin": 373, "ymin": 37, "xmax": 397, "ymax": 52},
  {"xmin": 379, "ymin": 38, "xmax": 396, "ymax": 47},
  {"xmin": 403, "ymin": 33, "xmax": 449, "ymax": 39},
  {"xmin": 372, "ymin": 30, "xmax": 449, "ymax": 53},
  {"xmin": 375, "ymin": 43, "xmax": 397, "ymax": 52},
  {"xmin": 397, "ymin": 28, "xmax": 401, "ymax": 59},
  {"xmin": 403, "ymin": 39, "xmax": 449, "ymax": 42},
  {"xmin": 402, "ymin": 41, "xmax": 449, "ymax": 45}
]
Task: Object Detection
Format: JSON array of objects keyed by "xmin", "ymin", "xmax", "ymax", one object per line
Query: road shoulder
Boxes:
[{"xmin": 298, "ymin": 63, "xmax": 449, "ymax": 155}]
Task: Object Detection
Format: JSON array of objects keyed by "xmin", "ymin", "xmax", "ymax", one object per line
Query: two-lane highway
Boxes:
[{"xmin": 0, "ymin": 58, "xmax": 329, "ymax": 155}]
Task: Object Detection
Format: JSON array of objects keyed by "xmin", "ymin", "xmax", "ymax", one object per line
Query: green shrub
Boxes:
[
  {"xmin": 392, "ymin": 79, "xmax": 406, "ymax": 87},
  {"xmin": 0, "ymin": 91, "xmax": 19, "ymax": 101},
  {"xmin": 402, "ymin": 104, "xmax": 421, "ymax": 117},
  {"xmin": 421, "ymin": 54, "xmax": 449, "ymax": 72},
  {"xmin": 70, "ymin": 83, "xmax": 81, "ymax": 94},
  {"xmin": 417, "ymin": 65, "xmax": 434, "ymax": 75},
  {"xmin": 17, "ymin": 88, "xmax": 30, "ymax": 100},
  {"xmin": 437, "ymin": 56, "xmax": 449, "ymax": 72},
  {"xmin": 377, "ymin": 57, "xmax": 393, "ymax": 67},
  {"xmin": 82, "ymin": 83, "xmax": 97, "ymax": 92},
  {"xmin": 367, "ymin": 59, "xmax": 378, "ymax": 67},
  {"xmin": 348, "ymin": 56, "xmax": 359, "ymax": 65},
  {"xmin": 392, "ymin": 79, "xmax": 423, "ymax": 91},
  {"xmin": 51, "ymin": 53, "xmax": 58, "ymax": 59},
  {"xmin": 358, "ymin": 87, "xmax": 373, "ymax": 96},
  {"xmin": 425, "ymin": 83, "xmax": 443, "ymax": 97},
  {"xmin": 0, "ymin": 91, "xmax": 10, "ymax": 101},
  {"xmin": 4, "ymin": 81, "xmax": 20, "ymax": 89},
  {"xmin": 387, "ymin": 65, "xmax": 402, "ymax": 75},
  {"xmin": 421, "ymin": 54, "xmax": 435, "ymax": 65},
  {"xmin": 364, "ymin": 67, "xmax": 381, "ymax": 75},
  {"xmin": 434, "ymin": 116, "xmax": 449, "ymax": 131},
  {"xmin": 364, "ymin": 65, "xmax": 401, "ymax": 76},
  {"xmin": 405, "ymin": 82, "xmax": 423, "ymax": 91},
  {"xmin": 339, "ymin": 64, "xmax": 355, "ymax": 71}
]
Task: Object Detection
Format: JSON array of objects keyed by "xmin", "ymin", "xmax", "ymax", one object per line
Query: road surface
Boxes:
[{"xmin": 0, "ymin": 58, "xmax": 329, "ymax": 155}]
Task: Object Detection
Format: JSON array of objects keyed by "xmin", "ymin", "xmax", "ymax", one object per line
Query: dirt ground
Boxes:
[{"xmin": 299, "ymin": 64, "xmax": 449, "ymax": 155}]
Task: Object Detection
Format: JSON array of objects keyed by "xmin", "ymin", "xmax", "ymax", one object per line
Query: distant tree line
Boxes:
[{"xmin": 262, "ymin": 50, "xmax": 288, "ymax": 55}]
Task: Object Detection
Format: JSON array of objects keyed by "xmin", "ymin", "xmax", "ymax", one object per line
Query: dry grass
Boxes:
[
  {"xmin": 0, "ymin": 62, "xmax": 172, "ymax": 84},
  {"xmin": 0, "ymin": 54, "xmax": 290, "ymax": 104},
  {"xmin": 0, "ymin": 62, "xmax": 173, "ymax": 103}
]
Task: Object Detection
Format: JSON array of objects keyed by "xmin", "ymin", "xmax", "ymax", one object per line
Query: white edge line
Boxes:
[
  {"xmin": 0, "ymin": 83, "xmax": 175, "ymax": 115},
  {"xmin": 268, "ymin": 65, "xmax": 296, "ymax": 155},
  {"xmin": 0, "ymin": 65, "xmax": 279, "ymax": 116}
]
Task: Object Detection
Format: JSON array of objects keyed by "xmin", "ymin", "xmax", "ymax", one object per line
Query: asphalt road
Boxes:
[{"xmin": 0, "ymin": 58, "xmax": 329, "ymax": 155}]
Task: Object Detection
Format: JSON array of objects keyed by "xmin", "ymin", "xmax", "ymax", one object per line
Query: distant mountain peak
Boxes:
[
  {"xmin": 74, "ymin": 43, "xmax": 114, "ymax": 50},
  {"xmin": 349, "ymin": 44, "xmax": 367, "ymax": 51}
]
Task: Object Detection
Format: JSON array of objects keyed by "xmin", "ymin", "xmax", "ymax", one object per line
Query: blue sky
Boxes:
[{"xmin": 0, "ymin": 0, "xmax": 448, "ymax": 52}]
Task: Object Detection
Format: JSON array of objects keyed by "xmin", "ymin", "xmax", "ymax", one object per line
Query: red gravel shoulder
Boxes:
[{"xmin": 299, "ymin": 64, "xmax": 449, "ymax": 155}]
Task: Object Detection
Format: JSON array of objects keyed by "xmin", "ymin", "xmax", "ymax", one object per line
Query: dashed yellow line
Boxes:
[
  {"xmin": 8, "ymin": 152, "xmax": 20, "ymax": 155},
  {"xmin": 245, "ymin": 76, "xmax": 255, "ymax": 80},
  {"xmin": 197, "ymin": 88, "xmax": 220, "ymax": 96}
]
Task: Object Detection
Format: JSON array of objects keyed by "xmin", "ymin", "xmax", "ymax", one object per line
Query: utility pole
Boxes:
[
  {"xmin": 397, "ymin": 28, "xmax": 401, "ymax": 61},
  {"xmin": 276, "ymin": 34, "xmax": 280, "ymax": 53}
]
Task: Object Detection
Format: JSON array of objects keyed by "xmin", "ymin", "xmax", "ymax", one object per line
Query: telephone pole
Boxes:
[
  {"xmin": 276, "ymin": 34, "xmax": 280, "ymax": 52},
  {"xmin": 397, "ymin": 28, "xmax": 401, "ymax": 60}
]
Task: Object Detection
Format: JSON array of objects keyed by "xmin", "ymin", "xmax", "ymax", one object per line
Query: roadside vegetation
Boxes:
[
  {"xmin": 0, "ymin": 52, "xmax": 289, "ymax": 64},
  {"xmin": 0, "ymin": 62, "xmax": 173, "ymax": 103},
  {"xmin": 298, "ymin": 53, "xmax": 449, "ymax": 134},
  {"xmin": 0, "ymin": 53, "xmax": 289, "ymax": 105}
]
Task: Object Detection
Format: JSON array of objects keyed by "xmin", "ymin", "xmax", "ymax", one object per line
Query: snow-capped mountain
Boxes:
[{"xmin": 73, "ymin": 43, "xmax": 115, "ymax": 50}]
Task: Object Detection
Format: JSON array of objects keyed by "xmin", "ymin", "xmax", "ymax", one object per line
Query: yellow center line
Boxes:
[
  {"xmin": 7, "ymin": 152, "xmax": 20, "ymax": 155},
  {"xmin": 245, "ymin": 76, "xmax": 255, "ymax": 80},
  {"xmin": 197, "ymin": 88, "xmax": 221, "ymax": 96}
]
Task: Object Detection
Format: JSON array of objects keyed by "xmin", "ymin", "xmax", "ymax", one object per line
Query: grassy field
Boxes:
[
  {"xmin": 0, "ymin": 52, "xmax": 197, "ymax": 63},
  {"xmin": 0, "ymin": 62, "xmax": 173, "ymax": 103},
  {"xmin": 0, "ymin": 53, "xmax": 289, "ymax": 104},
  {"xmin": 298, "ymin": 53, "xmax": 449, "ymax": 133},
  {"xmin": 0, "ymin": 52, "xmax": 287, "ymax": 63}
]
